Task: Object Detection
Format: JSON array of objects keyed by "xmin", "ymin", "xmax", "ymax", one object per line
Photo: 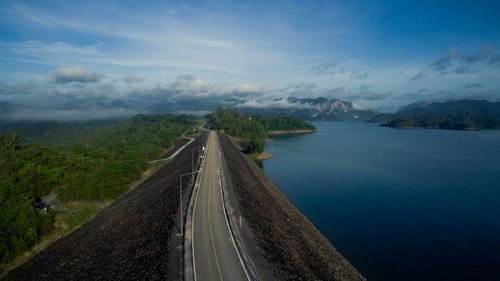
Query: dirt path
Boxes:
[{"xmin": 148, "ymin": 131, "xmax": 194, "ymax": 163}]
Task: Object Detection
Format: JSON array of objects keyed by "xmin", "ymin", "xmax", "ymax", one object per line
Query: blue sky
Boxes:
[{"xmin": 1, "ymin": 0, "xmax": 499, "ymax": 120}]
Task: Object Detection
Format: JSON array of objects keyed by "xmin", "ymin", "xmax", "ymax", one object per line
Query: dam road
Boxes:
[{"xmin": 189, "ymin": 131, "xmax": 251, "ymax": 281}]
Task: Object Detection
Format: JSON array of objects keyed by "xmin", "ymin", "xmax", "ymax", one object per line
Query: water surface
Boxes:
[{"xmin": 262, "ymin": 122, "xmax": 500, "ymax": 281}]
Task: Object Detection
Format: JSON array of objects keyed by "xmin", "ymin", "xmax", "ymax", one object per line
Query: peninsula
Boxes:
[{"xmin": 205, "ymin": 108, "xmax": 316, "ymax": 161}]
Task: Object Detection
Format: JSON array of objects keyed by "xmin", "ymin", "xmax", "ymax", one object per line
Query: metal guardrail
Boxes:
[
  {"xmin": 183, "ymin": 133, "xmax": 208, "ymax": 281},
  {"xmin": 216, "ymin": 136, "xmax": 262, "ymax": 281},
  {"xmin": 183, "ymin": 132, "xmax": 260, "ymax": 281}
]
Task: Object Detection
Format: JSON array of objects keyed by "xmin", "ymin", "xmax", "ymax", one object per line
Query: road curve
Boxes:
[{"xmin": 191, "ymin": 131, "xmax": 249, "ymax": 281}]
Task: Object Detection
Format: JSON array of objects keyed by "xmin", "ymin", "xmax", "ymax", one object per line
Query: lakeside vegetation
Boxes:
[
  {"xmin": 382, "ymin": 114, "xmax": 500, "ymax": 130},
  {"xmin": 369, "ymin": 100, "xmax": 500, "ymax": 130},
  {"xmin": 206, "ymin": 108, "xmax": 316, "ymax": 137},
  {"xmin": 0, "ymin": 119, "xmax": 124, "ymax": 149},
  {"xmin": 205, "ymin": 108, "xmax": 315, "ymax": 162},
  {"xmin": 0, "ymin": 114, "xmax": 198, "ymax": 264}
]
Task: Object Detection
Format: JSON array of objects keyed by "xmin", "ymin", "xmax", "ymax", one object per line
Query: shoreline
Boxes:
[
  {"xmin": 255, "ymin": 151, "xmax": 274, "ymax": 160},
  {"xmin": 385, "ymin": 125, "xmax": 479, "ymax": 130},
  {"xmin": 218, "ymin": 132, "xmax": 366, "ymax": 280},
  {"xmin": 267, "ymin": 129, "xmax": 317, "ymax": 136}
]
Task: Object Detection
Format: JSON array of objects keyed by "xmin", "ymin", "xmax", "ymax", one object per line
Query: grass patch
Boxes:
[
  {"xmin": 56, "ymin": 200, "xmax": 112, "ymax": 231},
  {"xmin": 0, "ymin": 156, "xmax": 171, "ymax": 277},
  {"xmin": 248, "ymin": 154, "xmax": 263, "ymax": 168},
  {"xmin": 0, "ymin": 200, "xmax": 111, "ymax": 278}
]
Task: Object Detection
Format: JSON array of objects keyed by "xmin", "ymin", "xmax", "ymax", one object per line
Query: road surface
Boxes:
[{"xmin": 191, "ymin": 131, "xmax": 249, "ymax": 281}]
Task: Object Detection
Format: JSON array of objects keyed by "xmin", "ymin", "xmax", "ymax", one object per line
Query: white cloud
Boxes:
[
  {"xmin": 177, "ymin": 72, "xmax": 196, "ymax": 80},
  {"xmin": 1, "ymin": 1, "xmax": 299, "ymax": 82},
  {"xmin": 50, "ymin": 67, "xmax": 104, "ymax": 84},
  {"xmin": 122, "ymin": 74, "xmax": 145, "ymax": 84},
  {"xmin": 1, "ymin": 2, "xmax": 499, "ymax": 114},
  {"xmin": 236, "ymin": 98, "xmax": 314, "ymax": 109},
  {"xmin": 8, "ymin": 40, "xmax": 102, "ymax": 56},
  {"xmin": 6, "ymin": 107, "xmax": 140, "ymax": 122}
]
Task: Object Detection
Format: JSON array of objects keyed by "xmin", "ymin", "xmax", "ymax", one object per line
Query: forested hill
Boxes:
[
  {"xmin": 381, "ymin": 114, "xmax": 500, "ymax": 130},
  {"xmin": 206, "ymin": 108, "xmax": 316, "ymax": 139},
  {"xmin": 239, "ymin": 97, "xmax": 376, "ymax": 121},
  {"xmin": 368, "ymin": 100, "xmax": 500, "ymax": 130},
  {"xmin": 0, "ymin": 119, "xmax": 123, "ymax": 148},
  {"xmin": 205, "ymin": 108, "xmax": 316, "ymax": 156},
  {"xmin": 396, "ymin": 99, "xmax": 500, "ymax": 116},
  {"xmin": 0, "ymin": 114, "xmax": 198, "ymax": 263}
]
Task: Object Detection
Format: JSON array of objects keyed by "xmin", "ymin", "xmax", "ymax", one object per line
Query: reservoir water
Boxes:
[{"xmin": 262, "ymin": 121, "xmax": 500, "ymax": 281}]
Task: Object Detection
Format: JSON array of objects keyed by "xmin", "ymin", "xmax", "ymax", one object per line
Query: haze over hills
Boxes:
[
  {"xmin": 4, "ymin": 96, "xmax": 500, "ymax": 127},
  {"xmin": 366, "ymin": 99, "xmax": 500, "ymax": 130},
  {"xmin": 368, "ymin": 99, "xmax": 500, "ymax": 123},
  {"xmin": 239, "ymin": 97, "xmax": 377, "ymax": 121},
  {"xmin": 145, "ymin": 96, "xmax": 378, "ymax": 121},
  {"xmin": 147, "ymin": 98, "xmax": 500, "ymax": 123},
  {"xmin": 0, "ymin": 96, "xmax": 377, "ymax": 122},
  {"xmin": 1, "ymin": 1, "xmax": 499, "ymax": 126},
  {"xmin": 395, "ymin": 99, "xmax": 500, "ymax": 116}
]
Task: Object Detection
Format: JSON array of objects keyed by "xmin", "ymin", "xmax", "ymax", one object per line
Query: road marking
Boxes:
[
  {"xmin": 192, "ymin": 144, "xmax": 206, "ymax": 281},
  {"xmin": 215, "ymin": 137, "xmax": 252, "ymax": 281},
  {"xmin": 208, "ymin": 135, "xmax": 224, "ymax": 281}
]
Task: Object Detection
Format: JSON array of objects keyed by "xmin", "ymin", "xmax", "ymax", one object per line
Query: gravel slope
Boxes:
[
  {"xmin": 5, "ymin": 135, "xmax": 206, "ymax": 281},
  {"xmin": 218, "ymin": 132, "xmax": 366, "ymax": 281}
]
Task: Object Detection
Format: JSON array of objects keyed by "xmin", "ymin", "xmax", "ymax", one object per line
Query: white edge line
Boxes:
[{"xmin": 215, "ymin": 134, "xmax": 252, "ymax": 281}]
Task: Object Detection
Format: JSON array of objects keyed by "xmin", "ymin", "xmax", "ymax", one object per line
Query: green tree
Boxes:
[{"xmin": 246, "ymin": 140, "xmax": 264, "ymax": 154}]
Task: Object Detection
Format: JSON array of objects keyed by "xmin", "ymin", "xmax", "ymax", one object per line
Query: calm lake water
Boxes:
[{"xmin": 262, "ymin": 122, "xmax": 500, "ymax": 281}]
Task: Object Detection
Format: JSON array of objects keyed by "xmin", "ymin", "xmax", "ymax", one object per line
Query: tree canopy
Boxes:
[
  {"xmin": 382, "ymin": 114, "xmax": 500, "ymax": 130},
  {"xmin": 0, "ymin": 113, "xmax": 197, "ymax": 262},
  {"xmin": 206, "ymin": 108, "xmax": 315, "ymax": 139}
]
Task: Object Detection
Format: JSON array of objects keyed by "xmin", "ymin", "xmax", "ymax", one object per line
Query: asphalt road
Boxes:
[{"xmin": 192, "ymin": 131, "xmax": 249, "ymax": 281}]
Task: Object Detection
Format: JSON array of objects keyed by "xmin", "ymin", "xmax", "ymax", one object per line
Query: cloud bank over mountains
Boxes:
[
  {"xmin": 1, "ymin": 45, "xmax": 498, "ymax": 122},
  {"xmin": 0, "ymin": 1, "xmax": 499, "ymax": 121}
]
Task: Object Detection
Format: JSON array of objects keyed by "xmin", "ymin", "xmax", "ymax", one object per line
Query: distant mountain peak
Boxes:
[{"xmin": 240, "ymin": 97, "xmax": 375, "ymax": 121}]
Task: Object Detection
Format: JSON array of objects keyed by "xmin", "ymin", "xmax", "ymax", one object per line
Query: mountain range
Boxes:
[
  {"xmin": 3, "ymin": 98, "xmax": 499, "ymax": 126},
  {"xmin": 368, "ymin": 99, "xmax": 500, "ymax": 124},
  {"xmin": 239, "ymin": 97, "xmax": 376, "ymax": 121}
]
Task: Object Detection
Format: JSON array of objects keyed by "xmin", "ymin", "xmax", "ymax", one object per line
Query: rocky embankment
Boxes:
[
  {"xmin": 5, "ymin": 134, "xmax": 207, "ymax": 281},
  {"xmin": 218, "ymin": 132, "xmax": 366, "ymax": 281}
]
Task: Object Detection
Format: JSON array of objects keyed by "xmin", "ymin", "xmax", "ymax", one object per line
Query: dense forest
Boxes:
[
  {"xmin": 207, "ymin": 108, "xmax": 267, "ymax": 139},
  {"xmin": 206, "ymin": 108, "xmax": 316, "ymax": 154},
  {"xmin": 0, "ymin": 119, "xmax": 123, "ymax": 148},
  {"xmin": 0, "ymin": 114, "xmax": 197, "ymax": 263},
  {"xmin": 368, "ymin": 100, "xmax": 500, "ymax": 130},
  {"xmin": 381, "ymin": 114, "xmax": 500, "ymax": 130},
  {"xmin": 206, "ymin": 108, "xmax": 316, "ymax": 138}
]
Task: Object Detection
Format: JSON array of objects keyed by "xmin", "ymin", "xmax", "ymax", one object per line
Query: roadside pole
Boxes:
[{"xmin": 180, "ymin": 171, "xmax": 199, "ymax": 236}]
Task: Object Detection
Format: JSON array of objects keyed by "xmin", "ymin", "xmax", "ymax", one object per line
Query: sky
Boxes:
[{"xmin": 1, "ymin": 0, "xmax": 500, "ymax": 121}]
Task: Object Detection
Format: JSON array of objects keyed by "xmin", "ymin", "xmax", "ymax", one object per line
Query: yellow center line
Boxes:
[{"xmin": 208, "ymin": 136, "xmax": 224, "ymax": 281}]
